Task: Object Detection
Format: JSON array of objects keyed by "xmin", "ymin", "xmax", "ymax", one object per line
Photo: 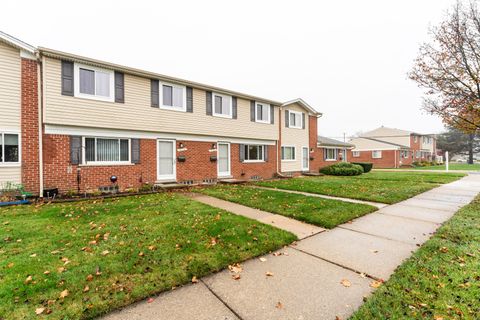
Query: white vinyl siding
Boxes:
[
  {"xmin": 255, "ymin": 102, "xmax": 270, "ymax": 123},
  {"xmin": 44, "ymin": 58, "xmax": 279, "ymax": 141},
  {"xmin": 281, "ymin": 146, "xmax": 296, "ymax": 161},
  {"xmin": 213, "ymin": 93, "xmax": 232, "ymax": 118},
  {"xmin": 74, "ymin": 63, "xmax": 114, "ymax": 102},
  {"xmin": 372, "ymin": 150, "xmax": 382, "ymax": 159},
  {"xmin": 244, "ymin": 145, "xmax": 264, "ymax": 162},
  {"xmin": 83, "ymin": 137, "xmax": 130, "ymax": 165},
  {"xmin": 161, "ymin": 83, "xmax": 186, "ymax": 111}
]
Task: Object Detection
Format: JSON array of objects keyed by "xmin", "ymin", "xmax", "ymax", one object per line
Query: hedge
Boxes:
[
  {"xmin": 320, "ymin": 162, "xmax": 364, "ymax": 176},
  {"xmin": 352, "ymin": 162, "xmax": 373, "ymax": 173}
]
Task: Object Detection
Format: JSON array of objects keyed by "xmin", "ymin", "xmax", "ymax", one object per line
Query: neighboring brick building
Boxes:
[{"xmin": 349, "ymin": 126, "xmax": 437, "ymax": 168}]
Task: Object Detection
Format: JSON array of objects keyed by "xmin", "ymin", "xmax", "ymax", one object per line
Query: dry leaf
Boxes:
[
  {"xmin": 434, "ymin": 316, "xmax": 444, "ymax": 320},
  {"xmin": 340, "ymin": 279, "xmax": 351, "ymax": 287},
  {"xmin": 273, "ymin": 252, "xmax": 282, "ymax": 257},
  {"xmin": 232, "ymin": 274, "xmax": 241, "ymax": 280},
  {"xmin": 191, "ymin": 276, "xmax": 199, "ymax": 283},
  {"xmin": 138, "ymin": 251, "xmax": 145, "ymax": 257},
  {"xmin": 86, "ymin": 274, "xmax": 94, "ymax": 281},
  {"xmin": 275, "ymin": 301, "xmax": 283, "ymax": 309},
  {"xmin": 369, "ymin": 249, "xmax": 379, "ymax": 254},
  {"xmin": 440, "ymin": 247, "xmax": 448, "ymax": 253},
  {"xmin": 35, "ymin": 307, "xmax": 45, "ymax": 315},
  {"xmin": 228, "ymin": 263, "xmax": 243, "ymax": 273},
  {"xmin": 43, "ymin": 270, "xmax": 50, "ymax": 275},
  {"xmin": 25, "ymin": 275, "xmax": 33, "ymax": 284},
  {"xmin": 7, "ymin": 262, "xmax": 14, "ymax": 268},
  {"xmin": 59, "ymin": 289, "xmax": 69, "ymax": 299},
  {"xmin": 370, "ymin": 280, "xmax": 382, "ymax": 288},
  {"xmin": 147, "ymin": 298, "xmax": 154, "ymax": 303},
  {"xmin": 265, "ymin": 271, "xmax": 274, "ymax": 277},
  {"xmin": 148, "ymin": 245, "xmax": 156, "ymax": 251},
  {"xmin": 57, "ymin": 267, "xmax": 66, "ymax": 273},
  {"xmin": 101, "ymin": 250, "xmax": 109, "ymax": 256},
  {"xmin": 259, "ymin": 257, "xmax": 267, "ymax": 262},
  {"xmin": 83, "ymin": 285, "xmax": 90, "ymax": 293},
  {"xmin": 30, "ymin": 253, "xmax": 37, "ymax": 257}
]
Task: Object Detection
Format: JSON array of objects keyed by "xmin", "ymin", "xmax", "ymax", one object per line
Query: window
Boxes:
[
  {"xmin": 414, "ymin": 136, "xmax": 418, "ymax": 143},
  {"xmin": 213, "ymin": 93, "xmax": 232, "ymax": 118},
  {"xmin": 244, "ymin": 145, "xmax": 264, "ymax": 162},
  {"xmin": 372, "ymin": 150, "xmax": 382, "ymax": 159},
  {"xmin": 352, "ymin": 151, "xmax": 360, "ymax": 157},
  {"xmin": 161, "ymin": 83, "xmax": 186, "ymax": 111},
  {"xmin": 325, "ymin": 148, "xmax": 337, "ymax": 161},
  {"xmin": 288, "ymin": 111, "xmax": 302, "ymax": 129},
  {"xmin": 255, "ymin": 102, "xmax": 270, "ymax": 123},
  {"xmin": 84, "ymin": 137, "xmax": 130, "ymax": 164},
  {"xmin": 281, "ymin": 146, "xmax": 295, "ymax": 161},
  {"xmin": 416, "ymin": 151, "xmax": 421, "ymax": 159},
  {"xmin": 0, "ymin": 133, "xmax": 19, "ymax": 164},
  {"xmin": 74, "ymin": 63, "xmax": 114, "ymax": 101},
  {"xmin": 401, "ymin": 150, "xmax": 409, "ymax": 158}
]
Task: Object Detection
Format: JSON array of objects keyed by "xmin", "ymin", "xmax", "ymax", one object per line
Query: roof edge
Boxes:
[
  {"xmin": 281, "ymin": 98, "xmax": 322, "ymax": 116},
  {"xmin": 0, "ymin": 31, "xmax": 35, "ymax": 54}
]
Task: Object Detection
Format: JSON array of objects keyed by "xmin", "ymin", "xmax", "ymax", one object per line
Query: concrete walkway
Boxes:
[
  {"xmin": 252, "ymin": 185, "xmax": 388, "ymax": 209},
  {"xmin": 102, "ymin": 174, "xmax": 480, "ymax": 320}
]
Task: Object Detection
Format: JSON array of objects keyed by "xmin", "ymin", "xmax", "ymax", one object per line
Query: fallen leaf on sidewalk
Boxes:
[
  {"xmin": 147, "ymin": 298, "xmax": 154, "ymax": 303},
  {"xmin": 259, "ymin": 257, "xmax": 267, "ymax": 262},
  {"xmin": 265, "ymin": 271, "xmax": 274, "ymax": 277},
  {"xmin": 275, "ymin": 301, "xmax": 283, "ymax": 309},
  {"xmin": 273, "ymin": 252, "xmax": 282, "ymax": 257},
  {"xmin": 340, "ymin": 279, "xmax": 351, "ymax": 287},
  {"xmin": 232, "ymin": 274, "xmax": 241, "ymax": 280},
  {"xmin": 369, "ymin": 249, "xmax": 379, "ymax": 254},
  {"xmin": 191, "ymin": 276, "xmax": 198, "ymax": 283},
  {"xmin": 228, "ymin": 263, "xmax": 243, "ymax": 273},
  {"xmin": 370, "ymin": 280, "xmax": 382, "ymax": 288}
]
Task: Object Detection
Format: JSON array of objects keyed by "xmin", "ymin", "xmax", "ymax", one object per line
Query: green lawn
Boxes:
[
  {"xmin": 0, "ymin": 193, "xmax": 295, "ymax": 319},
  {"xmin": 350, "ymin": 195, "xmax": 480, "ymax": 320},
  {"xmin": 197, "ymin": 185, "xmax": 377, "ymax": 229},
  {"xmin": 413, "ymin": 163, "xmax": 480, "ymax": 171},
  {"xmin": 256, "ymin": 171, "xmax": 465, "ymax": 204}
]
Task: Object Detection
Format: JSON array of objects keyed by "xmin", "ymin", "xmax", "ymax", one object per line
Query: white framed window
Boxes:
[
  {"xmin": 288, "ymin": 111, "xmax": 303, "ymax": 129},
  {"xmin": 244, "ymin": 145, "xmax": 265, "ymax": 162},
  {"xmin": 0, "ymin": 132, "xmax": 20, "ymax": 165},
  {"xmin": 160, "ymin": 82, "xmax": 186, "ymax": 112},
  {"xmin": 325, "ymin": 148, "xmax": 337, "ymax": 161},
  {"xmin": 213, "ymin": 93, "xmax": 232, "ymax": 118},
  {"xmin": 401, "ymin": 150, "xmax": 409, "ymax": 158},
  {"xmin": 352, "ymin": 151, "xmax": 360, "ymax": 157},
  {"xmin": 83, "ymin": 137, "xmax": 130, "ymax": 165},
  {"xmin": 372, "ymin": 150, "xmax": 382, "ymax": 159},
  {"xmin": 74, "ymin": 63, "xmax": 115, "ymax": 102},
  {"xmin": 255, "ymin": 102, "xmax": 270, "ymax": 123},
  {"xmin": 281, "ymin": 146, "xmax": 296, "ymax": 161}
]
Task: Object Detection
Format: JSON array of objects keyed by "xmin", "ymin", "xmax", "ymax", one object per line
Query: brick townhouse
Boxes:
[
  {"xmin": 348, "ymin": 126, "xmax": 437, "ymax": 168},
  {"xmin": 0, "ymin": 31, "xmax": 347, "ymax": 196}
]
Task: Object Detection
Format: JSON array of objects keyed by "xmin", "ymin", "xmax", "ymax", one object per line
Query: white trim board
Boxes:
[{"xmin": 44, "ymin": 124, "xmax": 277, "ymax": 146}]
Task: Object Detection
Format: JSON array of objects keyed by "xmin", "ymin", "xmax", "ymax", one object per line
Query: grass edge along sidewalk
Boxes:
[
  {"xmin": 196, "ymin": 185, "xmax": 377, "ymax": 229},
  {"xmin": 350, "ymin": 195, "xmax": 480, "ymax": 320},
  {"xmin": 0, "ymin": 193, "xmax": 296, "ymax": 319},
  {"xmin": 256, "ymin": 171, "xmax": 466, "ymax": 204}
]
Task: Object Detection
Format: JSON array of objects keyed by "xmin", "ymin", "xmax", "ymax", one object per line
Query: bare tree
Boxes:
[{"xmin": 410, "ymin": 0, "xmax": 480, "ymax": 133}]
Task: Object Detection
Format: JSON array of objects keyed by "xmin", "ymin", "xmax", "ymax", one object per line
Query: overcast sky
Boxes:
[{"xmin": 2, "ymin": 0, "xmax": 455, "ymax": 140}]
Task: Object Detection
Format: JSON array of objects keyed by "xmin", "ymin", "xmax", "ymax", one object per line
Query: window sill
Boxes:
[
  {"xmin": 213, "ymin": 113, "xmax": 233, "ymax": 119},
  {"xmin": 243, "ymin": 160, "xmax": 265, "ymax": 163},
  {"xmin": 255, "ymin": 120, "xmax": 271, "ymax": 124},
  {"xmin": 74, "ymin": 93, "xmax": 115, "ymax": 103},
  {"xmin": 160, "ymin": 105, "xmax": 186, "ymax": 112},
  {"xmin": 281, "ymin": 159, "xmax": 296, "ymax": 162},
  {"xmin": 288, "ymin": 126, "xmax": 303, "ymax": 130},
  {"xmin": 80, "ymin": 162, "xmax": 134, "ymax": 167},
  {"xmin": 325, "ymin": 159, "xmax": 337, "ymax": 162},
  {"xmin": 0, "ymin": 163, "xmax": 21, "ymax": 167}
]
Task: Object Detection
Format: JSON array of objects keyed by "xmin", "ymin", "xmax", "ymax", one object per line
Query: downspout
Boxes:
[
  {"xmin": 37, "ymin": 52, "xmax": 44, "ymax": 197},
  {"xmin": 276, "ymin": 106, "xmax": 282, "ymax": 176}
]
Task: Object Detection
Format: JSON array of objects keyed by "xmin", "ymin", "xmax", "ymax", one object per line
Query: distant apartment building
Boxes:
[{"xmin": 348, "ymin": 126, "xmax": 437, "ymax": 168}]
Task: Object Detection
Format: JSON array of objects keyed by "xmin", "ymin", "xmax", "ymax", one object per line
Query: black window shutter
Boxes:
[
  {"xmin": 250, "ymin": 101, "xmax": 255, "ymax": 122},
  {"xmin": 70, "ymin": 136, "xmax": 82, "ymax": 165},
  {"xmin": 302, "ymin": 113, "xmax": 306, "ymax": 129},
  {"xmin": 270, "ymin": 105, "xmax": 274, "ymax": 124},
  {"xmin": 114, "ymin": 72, "xmax": 124, "ymax": 103},
  {"xmin": 61, "ymin": 61, "xmax": 74, "ymax": 96},
  {"xmin": 285, "ymin": 110, "xmax": 289, "ymax": 128},
  {"xmin": 264, "ymin": 145, "xmax": 268, "ymax": 162},
  {"xmin": 186, "ymin": 86, "xmax": 193, "ymax": 112},
  {"xmin": 151, "ymin": 80, "xmax": 159, "ymax": 107},
  {"xmin": 239, "ymin": 144, "xmax": 245, "ymax": 162},
  {"xmin": 131, "ymin": 139, "xmax": 140, "ymax": 164},
  {"xmin": 232, "ymin": 97, "xmax": 237, "ymax": 119},
  {"xmin": 206, "ymin": 91, "xmax": 212, "ymax": 115}
]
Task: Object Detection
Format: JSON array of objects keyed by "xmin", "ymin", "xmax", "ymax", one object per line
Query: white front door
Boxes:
[
  {"xmin": 302, "ymin": 147, "xmax": 309, "ymax": 171},
  {"xmin": 217, "ymin": 142, "xmax": 231, "ymax": 177},
  {"xmin": 157, "ymin": 140, "xmax": 176, "ymax": 181}
]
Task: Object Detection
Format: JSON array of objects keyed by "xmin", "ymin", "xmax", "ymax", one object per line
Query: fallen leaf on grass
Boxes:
[
  {"xmin": 340, "ymin": 279, "xmax": 351, "ymax": 287},
  {"xmin": 7, "ymin": 262, "xmax": 14, "ymax": 268},
  {"xmin": 59, "ymin": 289, "xmax": 69, "ymax": 299},
  {"xmin": 148, "ymin": 245, "xmax": 156, "ymax": 251},
  {"xmin": 43, "ymin": 271, "xmax": 50, "ymax": 275},
  {"xmin": 86, "ymin": 274, "xmax": 94, "ymax": 281},
  {"xmin": 439, "ymin": 247, "xmax": 448, "ymax": 253},
  {"xmin": 265, "ymin": 271, "xmax": 274, "ymax": 277},
  {"xmin": 101, "ymin": 250, "xmax": 109, "ymax": 256},
  {"xmin": 57, "ymin": 267, "xmax": 66, "ymax": 273},
  {"xmin": 83, "ymin": 285, "xmax": 90, "ymax": 293},
  {"xmin": 35, "ymin": 307, "xmax": 45, "ymax": 315},
  {"xmin": 370, "ymin": 280, "xmax": 382, "ymax": 288},
  {"xmin": 138, "ymin": 252, "xmax": 145, "ymax": 257},
  {"xmin": 25, "ymin": 275, "xmax": 33, "ymax": 284},
  {"xmin": 30, "ymin": 253, "xmax": 37, "ymax": 258}
]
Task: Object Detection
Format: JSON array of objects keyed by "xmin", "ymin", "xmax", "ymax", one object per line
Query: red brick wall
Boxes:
[
  {"xmin": 21, "ymin": 58, "xmax": 40, "ymax": 194},
  {"xmin": 43, "ymin": 135, "xmax": 156, "ymax": 193},
  {"xmin": 42, "ymin": 137, "xmax": 278, "ymax": 193},
  {"xmin": 348, "ymin": 149, "xmax": 399, "ymax": 168}
]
